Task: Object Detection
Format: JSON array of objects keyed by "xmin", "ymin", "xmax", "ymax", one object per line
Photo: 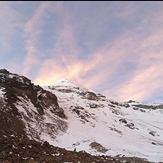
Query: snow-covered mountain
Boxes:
[
  {"xmin": 0, "ymin": 69, "xmax": 163, "ymax": 163},
  {"xmin": 43, "ymin": 79, "xmax": 163, "ymax": 163}
]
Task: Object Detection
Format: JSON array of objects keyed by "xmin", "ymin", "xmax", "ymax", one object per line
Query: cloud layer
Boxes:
[{"xmin": 1, "ymin": 1, "xmax": 163, "ymax": 103}]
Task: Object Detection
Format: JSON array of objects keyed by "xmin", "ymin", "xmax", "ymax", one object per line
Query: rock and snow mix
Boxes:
[
  {"xmin": 43, "ymin": 79, "xmax": 163, "ymax": 163},
  {"xmin": 0, "ymin": 70, "xmax": 163, "ymax": 163}
]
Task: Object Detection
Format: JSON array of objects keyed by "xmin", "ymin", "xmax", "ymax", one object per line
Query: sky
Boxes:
[{"xmin": 1, "ymin": 1, "xmax": 163, "ymax": 103}]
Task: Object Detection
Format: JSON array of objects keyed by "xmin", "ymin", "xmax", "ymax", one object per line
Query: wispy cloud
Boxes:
[
  {"xmin": 33, "ymin": 2, "xmax": 163, "ymax": 103},
  {"xmin": 103, "ymin": 26, "xmax": 163, "ymax": 102},
  {"xmin": 0, "ymin": 2, "xmax": 21, "ymax": 55},
  {"xmin": 0, "ymin": 2, "xmax": 27, "ymax": 74},
  {"xmin": 22, "ymin": 2, "xmax": 52, "ymax": 75},
  {"xmin": 1, "ymin": 2, "xmax": 163, "ymax": 103},
  {"xmin": 34, "ymin": 32, "xmax": 133, "ymax": 89},
  {"xmin": 115, "ymin": 62, "xmax": 163, "ymax": 102}
]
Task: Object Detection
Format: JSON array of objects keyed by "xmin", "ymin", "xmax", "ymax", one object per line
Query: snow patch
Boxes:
[{"xmin": 0, "ymin": 88, "xmax": 5, "ymax": 98}]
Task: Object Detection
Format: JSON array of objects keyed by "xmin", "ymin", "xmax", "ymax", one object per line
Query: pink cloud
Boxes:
[
  {"xmin": 30, "ymin": 2, "xmax": 163, "ymax": 103},
  {"xmin": 34, "ymin": 53, "xmax": 103, "ymax": 86},
  {"xmin": 22, "ymin": 2, "xmax": 52, "ymax": 75},
  {"xmin": 0, "ymin": 2, "xmax": 21, "ymax": 52}
]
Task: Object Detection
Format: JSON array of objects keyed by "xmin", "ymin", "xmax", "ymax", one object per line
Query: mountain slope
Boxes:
[
  {"xmin": 0, "ymin": 69, "xmax": 163, "ymax": 163},
  {"xmin": 44, "ymin": 79, "xmax": 163, "ymax": 163}
]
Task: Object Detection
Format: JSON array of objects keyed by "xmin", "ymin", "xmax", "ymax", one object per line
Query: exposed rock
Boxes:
[
  {"xmin": 140, "ymin": 109, "xmax": 146, "ymax": 112},
  {"xmin": 132, "ymin": 104, "xmax": 163, "ymax": 110},
  {"xmin": 0, "ymin": 69, "xmax": 66, "ymax": 119},
  {"xmin": 119, "ymin": 119, "xmax": 135, "ymax": 129},
  {"xmin": 72, "ymin": 108, "xmax": 80, "ymax": 115},
  {"xmin": 110, "ymin": 127, "xmax": 122, "ymax": 134},
  {"xmin": 97, "ymin": 93, "xmax": 106, "ymax": 98},
  {"xmin": 119, "ymin": 103, "xmax": 130, "ymax": 108},
  {"xmin": 83, "ymin": 91, "xmax": 98, "ymax": 100},
  {"xmin": 133, "ymin": 107, "xmax": 139, "ymax": 110},
  {"xmin": 149, "ymin": 131, "xmax": 157, "ymax": 136},
  {"xmin": 89, "ymin": 103, "xmax": 98, "ymax": 108},
  {"xmin": 119, "ymin": 118, "xmax": 127, "ymax": 124},
  {"xmin": 127, "ymin": 100, "xmax": 137, "ymax": 103},
  {"xmin": 112, "ymin": 109, "xmax": 124, "ymax": 115},
  {"xmin": 43, "ymin": 141, "xmax": 50, "ymax": 148},
  {"xmin": 151, "ymin": 142, "xmax": 156, "ymax": 145},
  {"xmin": 126, "ymin": 123, "xmax": 135, "ymax": 129},
  {"xmin": 90, "ymin": 141, "xmax": 108, "ymax": 153},
  {"xmin": 0, "ymin": 69, "xmax": 68, "ymax": 141},
  {"xmin": 110, "ymin": 100, "xmax": 119, "ymax": 106},
  {"xmin": 108, "ymin": 104, "xmax": 116, "ymax": 108}
]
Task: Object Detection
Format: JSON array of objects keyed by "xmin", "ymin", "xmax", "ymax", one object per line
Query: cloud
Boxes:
[
  {"xmin": 34, "ymin": 33, "xmax": 134, "ymax": 90},
  {"xmin": 22, "ymin": 1, "xmax": 67, "ymax": 77},
  {"xmin": 22, "ymin": 2, "xmax": 52, "ymax": 75},
  {"xmin": 0, "ymin": 2, "xmax": 28, "ymax": 74},
  {"xmin": 33, "ymin": 2, "xmax": 163, "ymax": 103},
  {"xmin": 0, "ymin": 2, "xmax": 21, "ymax": 54},
  {"xmin": 102, "ymin": 26, "xmax": 163, "ymax": 102},
  {"xmin": 33, "ymin": 53, "xmax": 103, "ymax": 86},
  {"xmin": 2, "ymin": 2, "xmax": 163, "ymax": 103},
  {"xmin": 33, "ymin": 2, "xmax": 128, "ymax": 87},
  {"xmin": 115, "ymin": 62, "xmax": 163, "ymax": 102}
]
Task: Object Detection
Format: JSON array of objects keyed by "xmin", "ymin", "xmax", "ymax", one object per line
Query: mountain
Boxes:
[
  {"xmin": 44, "ymin": 79, "xmax": 163, "ymax": 163},
  {"xmin": 0, "ymin": 69, "xmax": 163, "ymax": 163}
]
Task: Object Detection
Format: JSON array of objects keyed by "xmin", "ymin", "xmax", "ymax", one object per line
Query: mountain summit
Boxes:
[{"xmin": 0, "ymin": 69, "xmax": 163, "ymax": 163}]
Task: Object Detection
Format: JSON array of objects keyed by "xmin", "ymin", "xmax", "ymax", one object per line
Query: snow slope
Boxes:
[{"xmin": 43, "ymin": 79, "xmax": 163, "ymax": 163}]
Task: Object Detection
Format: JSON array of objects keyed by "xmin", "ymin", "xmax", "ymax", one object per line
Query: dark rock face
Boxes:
[
  {"xmin": 149, "ymin": 131, "xmax": 158, "ymax": 137},
  {"xmin": 119, "ymin": 118, "xmax": 127, "ymax": 124},
  {"xmin": 0, "ymin": 106, "xmax": 27, "ymax": 138},
  {"xmin": 0, "ymin": 69, "xmax": 67, "ymax": 139},
  {"xmin": 80, "ymin": 91, "xmax": 98, "ymax": 100},
  {"xmin": 0, "ymin": 69, "xmax": 66, "ymax": 118},
  {"xmin": 90, "ymin": 141, "xmax": 108, "ymax": 153}
]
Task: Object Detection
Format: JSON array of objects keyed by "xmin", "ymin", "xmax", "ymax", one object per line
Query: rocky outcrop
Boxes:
[
  {"xmin": 0, "ymin": 69, "xmax": 67, "ymax": 140},
  {"xmin": 132, "ymin": 103, "xmax": 163, "ymax": 110},
  {"xmin": 0, "ymin": 69, "xmax": 66, "ymax": 118},
  {"xmin": 80, "ymin": 91, "xmax": 98, "ymax": 100},
  {"xmin": 90, "ymin": 141, "xmax": 108, "ymax": 153}
]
